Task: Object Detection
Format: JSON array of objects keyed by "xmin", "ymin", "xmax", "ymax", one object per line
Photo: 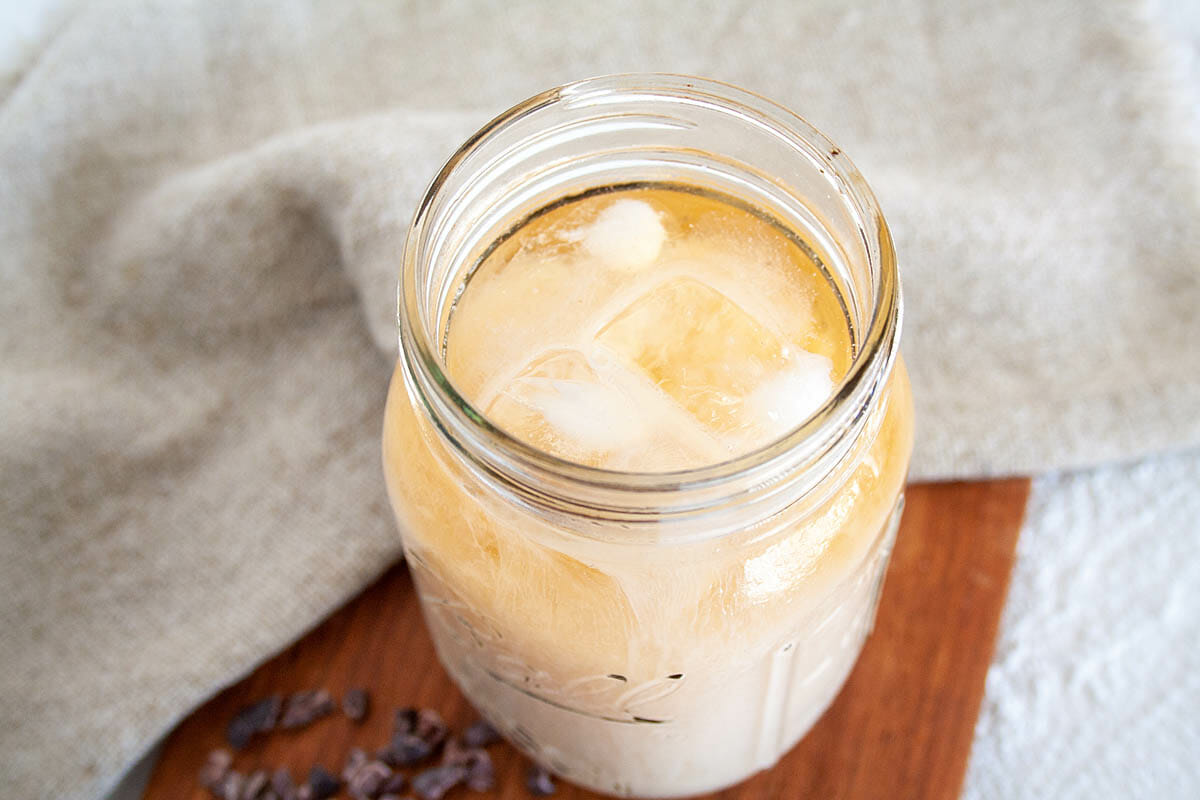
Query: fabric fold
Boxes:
[{"xmin": 2, "ymin": 1, "xmax": 1197, "ymax": 798}]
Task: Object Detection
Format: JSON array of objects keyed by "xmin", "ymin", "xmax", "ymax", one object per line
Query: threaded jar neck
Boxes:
[{"xmin": 398, "ymin": 74, "xmax": 900, "ymax": 540}]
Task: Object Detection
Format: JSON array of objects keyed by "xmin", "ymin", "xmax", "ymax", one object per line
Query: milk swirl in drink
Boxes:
[{"xmin": 384, "ymin": 181, "xmax": 913, "ymax": 797}]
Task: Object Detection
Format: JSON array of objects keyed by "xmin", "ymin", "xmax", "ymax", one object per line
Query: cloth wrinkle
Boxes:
[{"xmin": 1, "ymin": 2, "xmax": 1197, "ymax": 798}]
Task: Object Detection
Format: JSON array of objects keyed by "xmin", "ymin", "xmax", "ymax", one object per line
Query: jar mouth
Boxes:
[{"xmin": 399, "ymin": 73, "xmax": 899, "ymax": 514}]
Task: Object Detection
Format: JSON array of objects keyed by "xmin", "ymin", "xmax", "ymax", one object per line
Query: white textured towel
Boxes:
[
  {"xmin": 1, "ymin": 2, "xmax": 1198, "ymax": 799},
  {"xmin": 965, "ymin": 447, "xmax": 1200, "ymax": 798}
]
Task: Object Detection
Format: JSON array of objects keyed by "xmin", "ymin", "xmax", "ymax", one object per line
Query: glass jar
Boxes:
[{"xmin": 383, "ymin": 75, "xmax": 913, "ymax": 798}]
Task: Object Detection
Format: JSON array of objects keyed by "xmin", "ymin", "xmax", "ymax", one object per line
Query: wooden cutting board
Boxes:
[{"xmin": 143, "ymin": 478, "xmax": 1030, "ymax": 800}]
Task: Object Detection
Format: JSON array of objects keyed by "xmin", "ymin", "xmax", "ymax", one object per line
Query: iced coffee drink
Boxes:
[{"xmin": 383, "ymin": 77, "xmax": 912, "ymax": 798}]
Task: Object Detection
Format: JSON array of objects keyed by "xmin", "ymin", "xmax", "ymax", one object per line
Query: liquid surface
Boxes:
[{"xmin": 445, "ymin": 186, "xmax": 853, "ymax": 471}]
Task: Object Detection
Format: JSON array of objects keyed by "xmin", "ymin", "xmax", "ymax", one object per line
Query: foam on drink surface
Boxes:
[{"xmin": 446, "ymin": 187, "xmax": 852, "ymax": 471}]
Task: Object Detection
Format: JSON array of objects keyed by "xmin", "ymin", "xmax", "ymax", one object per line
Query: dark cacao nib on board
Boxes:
[
  {"xmin": 393, "ymin": 706, "xmax": 420, "ymax": 735},
  {"xmin": 280, "ymin": 689, "xmax": 336, "ymax": 729},
  {"xmin": 342, "ymin": 688, "xmax": 370, "ymax": 722},
  {"xmin": 410, "ymin": 764, "xmax": 468, "ymax": 800},
  {"xmin": 378, "ymin": 771, "xmax": 407, "ymax": 795},
  {"xmin": 345, "ymin": 756, "xmax": 395, "ymax": 799},
  {"xmin": 441, "ymin": 738, "xmax": 495, "ymax": 792},
  {"xmin": 199, "ymin": 748, "xmax": 234, "ymax": 790},
  {"xmin": 226, "ymin": 695, "xmax": 282, "ymax": 749},
  {"xmin": 526, "ymin": 764, "xmax": 557, "ymax": 796},
  {"xmin": 305, "ymin": 764, "xmax": 340, "ymax": 800},
  {"xmin": 214, "ymin": 771, "xmax": 245, "ymax": 800},
  {"xmin": 342, "ymin": 747, "xmax": 369, "ymax": 780},
  {"xmin": 380, "ymin": 706, "xmax": 448, "ymax": 767},
  {"xmin": 241, "ymin": 769, "xmax": 270, "ymax": 800},
  {"xmin": 271, "ymin": 768, "xmax": 298, "ymax": 800},
  {"xmin": 440, "ymin": 737, "xmax": 470, "ymax": 767},
  {"xmin": 463, "ymin": 750, "xmax": 495, "ymax": 792},
  {"xmin": 415, "ymin": 708, "xmax": 449, "ymax": 749},
  {"xmin": 379, "ymin": 734, "xmax": 433, "ymax": 768},
  {"xmin": 461, "ymin": 719, "xmax": 500, "ymax": 749}
]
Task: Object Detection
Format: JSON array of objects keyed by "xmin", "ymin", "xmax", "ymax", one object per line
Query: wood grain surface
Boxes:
[{"xmin": 142, "ymin": 478, "xmax": 1030, "ymax": 800}]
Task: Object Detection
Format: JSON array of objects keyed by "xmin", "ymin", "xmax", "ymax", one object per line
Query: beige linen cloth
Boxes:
[{"xmin": 2, "ymin": 1, "xmax": 1198, "ymax": 798}]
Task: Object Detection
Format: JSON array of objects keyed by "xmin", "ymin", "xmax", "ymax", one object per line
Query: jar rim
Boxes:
[{"xmin": 398, "ymin": 73, "xmax": 900, "ymax": 517}]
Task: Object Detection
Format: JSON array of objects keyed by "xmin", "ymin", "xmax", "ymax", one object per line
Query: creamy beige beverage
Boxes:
[
  {"xmin": 384, "ymin": 184, "xmax": 913, "ymax": 796},
  {"xmin": 447, "ymin": 187, "xmax": 855, "ymax": 470}
]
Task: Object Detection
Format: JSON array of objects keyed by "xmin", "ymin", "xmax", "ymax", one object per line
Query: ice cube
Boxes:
[
  {"xmin": 595, "ymin": 278, "xmax": 834, "ymax": 439},
  {"xmin": 743, "ymin": 349, "xmax": 835, "ymax": 437},
  {"xmin": 565, "ymin": 198, "xmax": 665, "ymax": 270},
  {"xmin": 484, "ymin": 347, "xmax": 728, "ymax": 471},
  {"xmin": 485, "ymin": 349, "xmax": 647, "ymax": 466}
]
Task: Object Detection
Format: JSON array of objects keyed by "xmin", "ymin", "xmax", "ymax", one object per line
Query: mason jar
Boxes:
[{"xmin": 382, "ymin": 74, "xmax": 913, "ymax": 798}]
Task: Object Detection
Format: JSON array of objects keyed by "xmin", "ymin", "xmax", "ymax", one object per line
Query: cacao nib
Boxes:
[
  {"xmin": 214, "ymin": 771, "xmax": 245, "ymax": 800},
  {"xmin": 378, "ymin": 734, "xmax": 433, "ymax": 767},
  {"xmin": 271, "ymin": 768, "xmax": 298, "ymax": 800},
  {"xmin": 342, "ymin": 747, "xmax": 368, "ymax": 780},
  {"xmin": 464, "ymin": 751, "xmax": 494, "ymax": 792},
  {"xmin": 227, "ymin": 696, "xmax": 282, "ymax": 749},
  {"xmin": 345, "ymin": 756, "xmax": 394, "ymax": 798},
  {"xmin": 411, "ymin": 764, "xmax": 468, "ymax": 800},
  {"xmin": 414, "ymin": 708, "xmax": 449, "ymax": 748},
  {"xmin": 441, "ymin": 736, "xmax": 494, "ymax": 790},
  {"xmin": 241, "ymin": 769, "xmax": 270, "ymax": 800},
  {"xmin": 280, "ymin": 690, "xmax": 336, "ymax": 730},
  {"xmin": 379, "ymin": 707, "xmax": 448, "ymax": 766},
  {"xmin": 526, "ymin": 765, "xmax": 557, "ymax": 796},
  {"xmin": 199, "ymin": 748, "xmax": 233, "ymax": 790},
  {"xmin": 342, "ymin": 688, "xmax": 370, "ymax": 722},
  {"xmin": 393, "ymin": 706, "xmax": 419, "ymax": 735},
  {"xmin": 461, "ymin": 720, "xmax": 500, "ymax": 749},
  {"xmin": 378, "ymin": 772, "xmax": 407, "ymax": 795},
  {"xmin": 305, "ymin": 764, "xmax": 340, "ymax": 800}
]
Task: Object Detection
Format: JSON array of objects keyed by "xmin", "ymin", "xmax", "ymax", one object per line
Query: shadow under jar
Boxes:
[{"xmin": 383, "ymin": 75, "xmax": 913, "ymax": 798}]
